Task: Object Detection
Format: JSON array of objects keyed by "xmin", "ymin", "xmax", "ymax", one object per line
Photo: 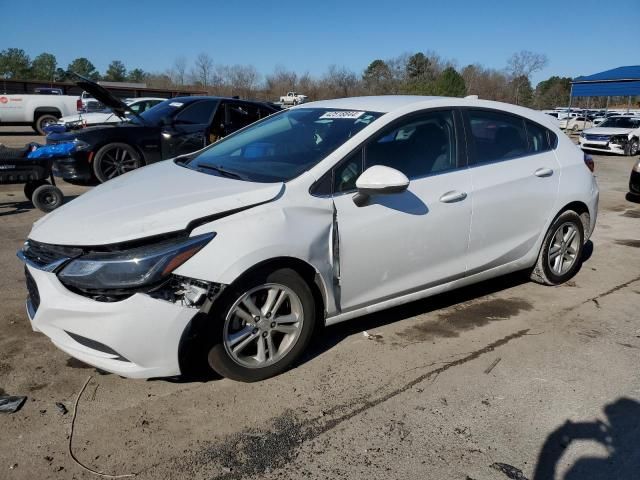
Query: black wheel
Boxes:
[
  {"xmin": 93, "ymin": 143, "xmax": 142, "ymax": 183},
  {"xmin": 629, "ymin": 138, "xmax": 639, "ymax": 156},
  {"xmin": 31, "ymin": 184, "xmax": 64, "ymax": 212},
  {"xmin": 208, "ymin": 268, "xmax": 316, "ymax": 382},
  {"xmin": 530, "ymin": 210, "xmax": 585, "ymax": 286},
  {"xmin": 24, "ymin": 180, "xmax": 49, "ymax": 201},
  {"xmin": 33, "ymin": 114, "xmax": 59, "ymax": 135}
]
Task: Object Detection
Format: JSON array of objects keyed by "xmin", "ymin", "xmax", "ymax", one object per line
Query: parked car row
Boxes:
[
  {"xmin": 19, "ymin": 94, "xmax": 599, "ymax": 382},
  {"xmin": 46, "ymin": 79, "xmax": 280, "ymax": 183}
]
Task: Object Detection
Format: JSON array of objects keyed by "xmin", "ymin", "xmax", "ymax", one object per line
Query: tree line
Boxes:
[{"xmin": 0, "ymin": 47, "xmax": 590, "ymax": 109}]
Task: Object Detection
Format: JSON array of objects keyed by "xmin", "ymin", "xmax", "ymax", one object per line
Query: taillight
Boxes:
[
  {"xmin": 584, "ymin": 153, "xmax": 595, "ymax": 172},
  {"xmin": 76, "ymin": 99, "xmax": 82, "ymax": 111}
]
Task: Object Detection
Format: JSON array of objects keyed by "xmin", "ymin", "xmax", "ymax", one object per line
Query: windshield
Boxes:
[
  {"xmin": 598, "ymin": 117, "xmax": 640, "ymax": 129},
  {"xmin": 129, "ymin": 99, "xmax": 190, "ymax": 126},
  {"xmin": 183, "ymin": 108, "xmax": 382, "ymax": 182}
]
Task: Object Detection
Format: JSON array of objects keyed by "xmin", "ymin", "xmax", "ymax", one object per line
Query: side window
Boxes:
[
  {"xmin": 175, "ymin": 100, "xmax": 216, "ymax": 125},
  {"xmin": 333, "ymin": 149, "xmax": 363, "ymax": 193},
  {"xmin": 365, "ymin": 110, "xmax": 457, "ymax": 179},
  {"xmin": 227, "ymin": 102, "xmax": 260, "ymax": 131},
  {"xmin": 467, "ymin": 110, "xmax": 528, "ymax": 164},
  {"xmin": 128, "ymin": 102, "xmax": 144, "ymax": 113},
  {"xmin": 259, "ymin": 107, "xmax": 275, "ymax": 119},
  {"xmin": 526, "ymin": 120, "xmax": 551, "ymax": 153}
]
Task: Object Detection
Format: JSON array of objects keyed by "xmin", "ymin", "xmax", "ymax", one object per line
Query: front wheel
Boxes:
[
  {"xmin": 628, "ymin": 138, "xmax": 639, "ymax": 156},
  {"xmin": 530, "ymin": 211, "xmax": 585, "ymax": 285},
  {"xmin": 208, "ymin": 268, "xmax": 316, "ymax": 382},
  {"xmin": 31, "ymin": 184, "xmax": 64, "ymax": 212},
  {"xmin": 93, "ymin": 143, "xmax": 142, "ymax": 183}
]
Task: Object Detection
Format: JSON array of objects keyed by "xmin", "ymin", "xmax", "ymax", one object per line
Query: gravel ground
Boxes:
[{"xmin": 0, "ymin": 125, "xmax": 639, "ymax": 480}]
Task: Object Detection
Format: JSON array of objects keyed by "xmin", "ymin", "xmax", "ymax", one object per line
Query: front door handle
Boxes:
[
  {"xmin": 439, "ymin": 190, "xmax": 467, "ymax": 203},
  {"xmin": 534, "ymin": 167, "xmax": 554, "ymax": 177}
]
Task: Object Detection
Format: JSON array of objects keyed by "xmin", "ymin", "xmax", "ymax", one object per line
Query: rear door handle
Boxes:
[
  {"xmin": 534, "ymin": 167, "xmax": 554, "ymax": 177},
  {"xmin": 439, "ymin": 191, "xmax": 467, "ymax": 203}
]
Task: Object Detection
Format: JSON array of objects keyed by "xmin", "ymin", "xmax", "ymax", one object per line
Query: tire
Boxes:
[
  {"xmin": 33, "ymin": 113, "xmax": 59, "ymax": 135},
  {"xmin": 31, "ymin": 184, "xmax": 64, "ymax": 212},
  {"xmin": 629, "ymin": 138, "xmax": 639, "ymax": 157},
  {"xmin": 572, "ymin": 124, "xmax": 580, "ymax": 132},
  {"xmin": 24, "ymin": 180, "xmax": 49, "ymax": 201},
  {"xmin": 93, "ymin": 143, "xmax": 142, "ymax": 183},
  {"xmin": 530, "ymin": 210, "xmax": 585, "ymax": 286},
  {"xmin": 208, "ymin": 268, "xmax": 316, "ymax": 382}
]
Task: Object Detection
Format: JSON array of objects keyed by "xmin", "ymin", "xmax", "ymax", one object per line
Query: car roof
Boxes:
[
  {"xmin": 302, "ymin": 95, "xmax": 445, "ymax": 113},
  {"xmin": 169, "ymin": 96, "xmax": 275, "ymax": 106}
]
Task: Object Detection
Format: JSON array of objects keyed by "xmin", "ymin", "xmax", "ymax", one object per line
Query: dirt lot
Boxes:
[{"xmin": 0, "ymin": 126, "xmax": 639, "ymax": 480}]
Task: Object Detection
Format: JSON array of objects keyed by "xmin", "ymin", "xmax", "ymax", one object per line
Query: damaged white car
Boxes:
[
  {"xmin": 18, "ymin": 96, "xmax": 599, "ymax": 382},
  {"xmin": 579, "ymin": 116, "xmax": 640, "ymax": 156}
]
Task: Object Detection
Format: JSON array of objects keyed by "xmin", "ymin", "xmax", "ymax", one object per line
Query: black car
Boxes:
[
  {"xmin": 630, "ymin": 158, "xmax": 640, "ymax": 197},
  {"xmin": 48, "ymin": 79, "xmax": 279, "ymax": 183}
]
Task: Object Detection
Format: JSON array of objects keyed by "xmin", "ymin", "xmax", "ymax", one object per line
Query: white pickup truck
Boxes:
[
  {"xmin": 279, "ymin": 92, "xmax": 308, "ymax": 105},
  {"xmin": 0, "ymin": 93, "xmax": 80, "ymax": 134}
]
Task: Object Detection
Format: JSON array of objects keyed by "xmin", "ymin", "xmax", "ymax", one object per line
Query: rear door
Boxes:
[
  {"xmin": 161, "ymin": 99, "xmax": 218, "ymax": 157},
  {"xmin": 463, "ymin": 109, "xmax": 560, "ymax": 275}
]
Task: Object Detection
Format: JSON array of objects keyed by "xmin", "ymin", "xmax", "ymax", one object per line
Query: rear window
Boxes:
[{"xmin": 526, "ymin": 120, "xmax": 551, "ymax": 153}]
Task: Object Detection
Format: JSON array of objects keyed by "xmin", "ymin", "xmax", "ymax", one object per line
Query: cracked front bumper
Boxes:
[{"xmin": 24, "ymin": 265, "xmax": 198, "ymax": 378}]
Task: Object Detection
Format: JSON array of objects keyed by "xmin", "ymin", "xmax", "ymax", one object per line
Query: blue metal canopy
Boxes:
[{"xmin": 571, "ymin": 66, "xmax": 640, "ymax": 97}]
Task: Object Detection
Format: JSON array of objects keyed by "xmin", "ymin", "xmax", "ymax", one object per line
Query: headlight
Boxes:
[
  {"xmin": 73, "ymin": 139, "xmax": 92, "ymax": 150},
  {"xmin": 580, "ymin": 132, "xmax": 586, "ymax": 138},
  {"xmin": 58, "ymin": 233, "xmax": 214, "ymax": 291},
  {"xmin": 610, "ymin": 135, "xmax": 628, "ymax": 145}
]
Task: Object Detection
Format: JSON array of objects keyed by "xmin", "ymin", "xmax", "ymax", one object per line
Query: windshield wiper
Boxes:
[{"xmin": 197, "ymin": 163, "xmax": 244, "ymax": 180}]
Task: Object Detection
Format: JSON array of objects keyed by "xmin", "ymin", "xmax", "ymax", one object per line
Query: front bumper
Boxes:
[
  {"xmin": 579, "ymin": 138, "xmax": 626, "ymax": 155},
  {"xmin": 24, "ymin": 264, "xmax": 198, "ymax": 378},
  {"xmin": 51, "ymin": 153, "xmax": 93, "ymax": 183}
]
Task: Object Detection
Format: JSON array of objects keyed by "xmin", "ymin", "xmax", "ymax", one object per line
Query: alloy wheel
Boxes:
[
  {"xmin": 99, "ymin": 146, "xmax": 140, "ymax": 180},
  {"xmin": 548, "ymin": 222, "xmax": 580, "ymax": 276},
  {"xmin": 223, "ymin": 283, "xmax": 304, "ymax": 368}
]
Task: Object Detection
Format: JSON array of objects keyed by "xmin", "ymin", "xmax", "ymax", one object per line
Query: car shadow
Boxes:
[
  {"xmin": 0, "ymin": 195, "xmax": 80, "ymax": 217},
  {"xmin": 532, "ymin": 397, "xmax": 640, "ymax": 479}
]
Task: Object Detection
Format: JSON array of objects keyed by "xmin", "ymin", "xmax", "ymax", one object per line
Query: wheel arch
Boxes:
[
  {"xmin": 554, "ymin": 200, "xmax": 591, "ymax": 240},
  {"xmin": 33, "ymin": 107, "xmax": 62, "ymax": 119},
  {"xmin": 92, "ymin": 140, "xmax": 148, "ymax": 166},
  {"xmin": 228, "ymin": 256, "xmax": 328, "ymax": 324}
]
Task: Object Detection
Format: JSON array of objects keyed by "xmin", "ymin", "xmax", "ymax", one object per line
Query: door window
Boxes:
[
  {"xmin": 525, "ymin": 120, "xmax": 551, "ymax": 153},
  {"xmin": 466, "ymin": 110, "xmax": 528, "ymax": 164},
  {"xmin": 365, "ymin": 110, "xmax": 457, "ymax": 179},
  {"xmin": 174, "ymin": 100, "xmax": 217, "ymax": 125},
  {"xmin": 333, "ymin": 149, "xmax": 363, "ymax": 193}
]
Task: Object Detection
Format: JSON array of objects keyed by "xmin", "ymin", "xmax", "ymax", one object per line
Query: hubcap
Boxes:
[
  {"xmin": 100, "ymin": 147, "xmax": 140, "ymax": 179},
  {"xmin": 548, "ymin": 222, "xmax": 580, "ymax": 276},
  {"xmin": 223, "ymin": 283, "xmax": 304, "ymax": 368}
]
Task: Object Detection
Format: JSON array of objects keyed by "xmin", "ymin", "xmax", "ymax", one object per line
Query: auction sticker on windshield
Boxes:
[
  {"xmin": 319, "ymin": 111, "xmax": 365, "ymax": 119},
  {"xmin": 169, "ymin": 102, "xmax": 184, "ymax": 107}
]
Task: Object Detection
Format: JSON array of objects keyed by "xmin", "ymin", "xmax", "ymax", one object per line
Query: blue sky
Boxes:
[{"xmin": 2, "ymin": 0, "xmax": 637, "ymax": 85}]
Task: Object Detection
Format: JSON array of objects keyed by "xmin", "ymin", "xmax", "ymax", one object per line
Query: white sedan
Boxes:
[
  {"xmin": 19, "ymin": 96, "xmax": 599, "ymax": 382},
  {"xmin": 579, "ymin": 116, "xmax": 640, "ymax": 156},
  {"xmin": 57, "ymin": 97, "xmax": 164, "ymax": 128}
]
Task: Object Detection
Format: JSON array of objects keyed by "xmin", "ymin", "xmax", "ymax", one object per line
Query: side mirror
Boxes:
[{"xmin": 353, "ymin": 165, "xmax": 409, "ymax": 207}]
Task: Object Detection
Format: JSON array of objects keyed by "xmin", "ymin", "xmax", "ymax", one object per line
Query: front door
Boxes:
[{"xmin": 332, "ymin": 109, "xmax": 472, "ymax": 311}]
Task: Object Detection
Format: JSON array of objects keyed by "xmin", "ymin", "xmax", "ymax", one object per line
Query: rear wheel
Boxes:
[
  {"xmin": 530, "ymin": 210, "xmax": 584, "ymax": 285},
  {"xmin": 93, "ymin": 143, "xmax": 142, "ymax": 183},
  {"xmin": 208, "ymin": 268, "xmax": 316, "ymax": 382},
  {"xmin": 33, "ymin": 113, "xmax": 59, "ymax": 135},
  {"xmin": 31, "ymin": 184, "xmax": 64, "ymax": 212}
]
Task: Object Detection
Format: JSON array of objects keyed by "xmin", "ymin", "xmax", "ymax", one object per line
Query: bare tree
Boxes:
[
  {"xmin": 172, "ymin": 56, "xmax": 187, "ymax": 86},
  {"xmin": 193, "ymin": 52, "xmax": 214, "ymax": 88},
  {"xmin": 507, "ymin": 50, "xmax": 548, "ymax": 105}
]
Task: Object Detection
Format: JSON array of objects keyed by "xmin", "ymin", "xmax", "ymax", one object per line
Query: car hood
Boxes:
[
  {"xmin": 583, "ymin": 127, "xmax": 634, "ymax": 136},
  {"xmin": 29, "ymin": 160, "xmax": 284, "ymax": 246},
  {"xmin": 75, "ymin": 76, "xmax": 131, "ymax": 118}
]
